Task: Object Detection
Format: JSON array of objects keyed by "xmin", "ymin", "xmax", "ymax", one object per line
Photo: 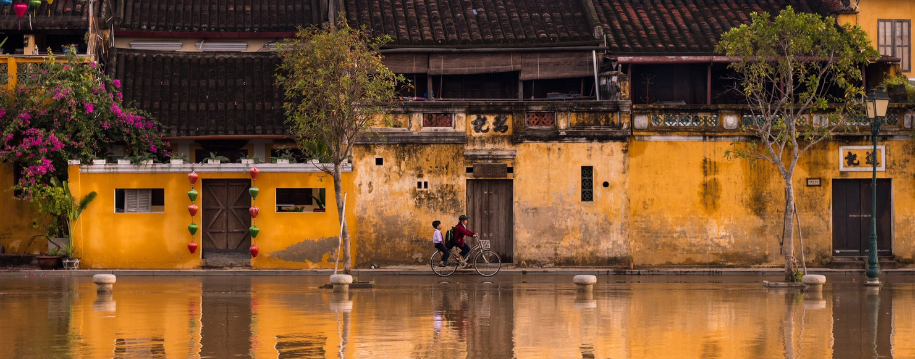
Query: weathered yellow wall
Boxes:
[
  {"xmin": 69, "ymin": 164, "xmax": 356, "ymax": 269},
  {"xmin": 352, "ymin": 144, "xmax": 466, "ymax": 266},
  {"xmin": 0, "ymin": 164, "xmax": 45, "ymax": 254},
  {"xmin": 513, "ymin": 142, "xmax": 631, "ymax": 266},
  {"xmin": 839, "ymin": 1, "xmax": 915, "ymax": 78},
  {"xmin": 629, "ymin": 138, "xmax": 915, "ymax": 267}
]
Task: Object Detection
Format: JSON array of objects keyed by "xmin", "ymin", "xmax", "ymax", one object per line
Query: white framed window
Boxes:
[
  {"xmin": 116, "ymin": 189, "xmax": 165, "ymax": 213},
  {"xmin": 879, "ymin": 19, "xmax": 911, "ymax": 72}
]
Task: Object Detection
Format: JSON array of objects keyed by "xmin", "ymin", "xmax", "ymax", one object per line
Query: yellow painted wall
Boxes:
[
  {"xmin": 628, "ymin": 138, "xmax": 915, "ymax": 267},
  {"xmin": 838, "ymin": 1, "xmax": 915, "ymax": 78},
  {"xmin": 68, "ymin": 164, "xmax": 356, "ymax": 269},
  {"xmin": 0, "ymin": 164, "xmax": 46, "ymax": 254}
]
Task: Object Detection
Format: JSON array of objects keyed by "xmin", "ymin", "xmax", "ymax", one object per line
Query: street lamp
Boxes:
[{"xmin": 864, "ymin": 86, "xmax": 890, "ymax": 286}]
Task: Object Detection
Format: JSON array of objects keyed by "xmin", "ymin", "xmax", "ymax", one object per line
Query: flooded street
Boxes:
[{"xmin": 1, "ymin": 274, "xmax": 914, "ymax": 358}]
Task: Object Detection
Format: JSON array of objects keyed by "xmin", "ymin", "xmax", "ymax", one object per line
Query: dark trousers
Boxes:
[
  {"xmin": 434, "ymin": 243, "xmax": 450, "ymax": 263},
  {"xmin": 457, "ymin": 243, "xmax": 470, "ymax": 260}
]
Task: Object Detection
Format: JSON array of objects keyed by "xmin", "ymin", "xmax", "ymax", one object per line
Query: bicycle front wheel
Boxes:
[
  {"xmin": 473, "ymin": 250, "xmax": 502, "ymax": 277},
  {"xmin": 431, "ymin": 250, "xmax": 458, "ymax": 276}
]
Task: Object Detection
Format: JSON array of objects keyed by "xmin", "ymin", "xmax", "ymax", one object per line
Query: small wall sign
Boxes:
[
  {"xmin": 806, "ymin": 178, "xmax": 821, "ymax": 187},
  {"xmin": 839, "ymin": 145, "xmax": 885, "ymax": 172}
]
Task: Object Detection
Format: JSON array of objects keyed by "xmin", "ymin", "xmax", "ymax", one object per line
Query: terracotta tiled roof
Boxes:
[
  {"xmin": 116, "ymin": 0, "xmax": 321, "ymax": 33},
  {"xmin": 114, "ymin": 50, "xmax": 286, "ymax": 137},
  {"xmin": 344, "ymin": 0, "xmax": 599, "ymax": 46},
  {"xmin": 594, "ymin": 0, "xmax": 846, "ymax": 54},
  {"xmin": 0, "ymin": 0, "xmax": 104, "ymax": 30}
]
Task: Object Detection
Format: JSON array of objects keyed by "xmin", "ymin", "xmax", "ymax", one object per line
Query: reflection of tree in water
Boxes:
[{"xmin": 276, "ymin": 334, "xmax": 327, "ymax": 358}]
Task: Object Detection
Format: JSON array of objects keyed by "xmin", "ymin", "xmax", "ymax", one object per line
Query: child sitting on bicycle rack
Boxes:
[
  {"xmin": 454, "ymin": 215, "xmax": 477, "ymax": 267},
  {"xmin": 432, "ymin": 220, "xmax": 449, "ymax": 267}
]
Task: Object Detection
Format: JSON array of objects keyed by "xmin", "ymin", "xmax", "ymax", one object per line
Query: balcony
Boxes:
[{"xmin": 0, "ymin": 54, "xmax": 93, "ymax": 89}]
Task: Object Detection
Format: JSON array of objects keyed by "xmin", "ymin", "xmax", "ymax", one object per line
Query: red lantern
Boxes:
[
  {"xmin": 188, "ymin": 171, "xmax": 199, "ymax": 185},
  {"xmin": 188, "ymin": 241, "xmax": 198, "ymax": 254},
  {"xmin": 249, "ymin": 167, "xmax": 259, "ymax": 180},
  {"xmin": 249, "ymin": 206, "xmax": 259, "ymax": 218},
  {"xmin": 249, "ymin": 244, "xmax": 259, "ymax": 258},
  {"xmin": 14, "ymin": 3, "xmax": 27, "ymax": 17},
  {"xmin": 188, "ymin": 204, "xmax": 199, "ymax": 217}
]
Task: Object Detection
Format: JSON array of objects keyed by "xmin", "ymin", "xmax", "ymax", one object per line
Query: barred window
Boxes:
[{"xmin": 581, "ymin": 166, "xmax": 594, "ymax": 202}]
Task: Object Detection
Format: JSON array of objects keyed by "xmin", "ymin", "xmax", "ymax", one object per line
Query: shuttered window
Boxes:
[
  {"xmin": 116, "ymin": 189, "xmax": 165, "ymax": 213},
  {"xmin": 878, "ymin": 20, "xmax": 911, "ymax": 72}
]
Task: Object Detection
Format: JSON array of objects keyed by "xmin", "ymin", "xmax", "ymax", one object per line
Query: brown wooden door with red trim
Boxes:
[
  {"xmin": 832, "ymin": 179, "xmax": 892, "ymax": 256},
  {"xmin": 202, "ymin": 179, "xmax": 252, "ymax": 256},
  {"xmin": 467, "ymin": 180, "xmax": 513, "ymax": 262}
]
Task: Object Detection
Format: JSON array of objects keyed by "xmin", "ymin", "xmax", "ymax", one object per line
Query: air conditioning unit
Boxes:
[
  {"xmin": 129, "ymin": 41, "xmax": 183, "ymax": 51},
  {"xmin": 195, "ymin": 41, "xmax": 247, "ymax": 52}
]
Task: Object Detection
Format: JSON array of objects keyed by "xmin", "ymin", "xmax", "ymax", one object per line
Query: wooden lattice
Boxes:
[
  {"xmin": 526, "ymin": 112, "xmax": 556, "ymax": 127},
  {"xmin": 423, "ymin": 113, "xmax": 453, "ymax": 128}
]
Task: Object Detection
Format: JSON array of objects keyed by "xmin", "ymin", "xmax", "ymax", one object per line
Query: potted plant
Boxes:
[
  {"xmin": 312, "ymin": 190, "xmax": 326, "ymax": 212},
  {"xmin": 37, "ymin": 247, "xmax": 63, "ymax": 270},
  {"xmin": 239, "ymin": 155, "xmax": 262, "ymax": 165},
  {"xmin": 92, "ymin": 158, "xmax": 107, "ymax": 165},
  {"xmin": 62, "ymin": 243, "xmax": 80, "ymax": 269},
  {"xmin": 203, "ymin": 152, "xmax": 229, "ymax": 164},
  {"xmin": 31, "ymin": 178, "xmax": 97, "ymax": 270},
  {"xmin": 170, "ymin": 154, "xmax": 188, "ymax": 165},
  {"xmin": 128, "ymin": 152, "xmax": 156, "ymax": 166},
  {"xmin": 275, "ymin": 149, "xmax": 297, "ymax": 164}
]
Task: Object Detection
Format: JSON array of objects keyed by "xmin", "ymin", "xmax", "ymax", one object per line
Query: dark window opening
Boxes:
[
  {"xmin": 466, "ymin": 167, "xmax": 474, "ymax": 174},
  {"xmin": 276, "ymin": 188, "xmax": 326, "ymax": 212},
  {"xmin": 581, "ymin": 166, "xmax": 594, "ymax": 202},
  {"xmin": 630, "ymin": 64, "xmax": 708, "ymax": 105},
  {"xmin": 375, "ymin": 158, "xmax": 383, "ymax": 166},
  {"xmin": 115, "ymin": 189, "xmax": 165, "ymax": 213},
  {"xmin": 433, "ymin": 72, "xmax": 519, "ymax": 100},
  {"xmin": 507, "ymin": 167, "xmax": 514, "ymax": 174},
  {"xmin": 522, "ymin": 77, "xmax": 594, "ymax": 100},
  {"xmin": 398, "ymin": 73, "xmax": 429, "ymax": 100}
]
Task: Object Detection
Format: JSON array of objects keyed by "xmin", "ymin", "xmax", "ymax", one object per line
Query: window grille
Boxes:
[{"xmin": 581, "ymin": 166, "xmax": 594, "ymax": 202}]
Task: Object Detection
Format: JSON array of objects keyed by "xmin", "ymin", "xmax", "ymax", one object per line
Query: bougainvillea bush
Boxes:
[{"xmin": 0, "ymin": 50, "xmax": 168, "ymax": 200}]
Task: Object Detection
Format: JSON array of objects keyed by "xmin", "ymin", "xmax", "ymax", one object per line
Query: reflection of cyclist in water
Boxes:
[{"xmin": 433, "ymin": 285, "xmax": 469, "ymax": 338}]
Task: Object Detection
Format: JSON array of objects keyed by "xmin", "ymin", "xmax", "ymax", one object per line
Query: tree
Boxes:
[
  {"xmin": 717, "ymin": 8, "xmax": 878, "ymax": 281},
  {"xmin": 276, "ymin": 19, "xmax": 402, "ymax": 274}
]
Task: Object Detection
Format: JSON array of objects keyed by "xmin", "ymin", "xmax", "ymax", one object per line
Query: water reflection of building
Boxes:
[{"xmin": 200, "ymin": 277, "xmax": 253, "ymax": 358}]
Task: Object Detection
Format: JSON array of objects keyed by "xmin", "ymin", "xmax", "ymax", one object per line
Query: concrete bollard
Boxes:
[
  {"xmin": 573, "ymin": 275, "xmax": 597, "ymax": 292},
  {"xmin": 329, "ymin": 274, "xmax": 353, "ymax": 293},
  {"xmin": 802, "ymin": 274, "xmax": 826, "ymax": 292},
  {"xmin": 92, "ymin": 274, "xmax": 117, "ymax": 293}
]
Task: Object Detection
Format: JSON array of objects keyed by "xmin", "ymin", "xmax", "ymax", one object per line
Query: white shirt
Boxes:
[{"xmin": 432, "ymin": 229, "xmax": 443, "ymax": 243}]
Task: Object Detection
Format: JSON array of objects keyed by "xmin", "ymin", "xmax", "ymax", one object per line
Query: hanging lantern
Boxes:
[
  {"xmin": 249, "ymin": 226, "xmax": 260, "ymax": 238},
  {"xmin": 46, "ymin": 0, "xmax": 52, "ymax": 4},
  {"xmin": 188, "ymin": 171, "xmax": 199, "ymax": 185},
  {"xmin": 28, "ymin": 0, "xmax": 39, "ymax": 8},
  {"xmin": 187, "ymin": 188, "xmax": 198, "ymax": 202},
  {"xmin": 249, "ymin": 186, "xmax": 259, "ymax": 199},
  {"xmin": 188, "ymin": 223, "xmax": 199, "ymax": 236},
  {"xmin": 13, "ymin": 2, "xmax": 26, "ymax": 17},
  {"xmin": 1, "ymin": 0, "xmax": 12, "ymax": 7},
  {"xmin": 249, "ymin": 244, "xmax": 259, "ymax": 258},
  {"xmin": 249, "ymin": 167, "xmax": 259, "ymax": 180},
  {"xmin": 249, "ymin": 206, "xmax": 259, "ymax": 218},
  {"xmin": 188, "ymin": 204, "xmax": 199, "ymax": 217},
  {"xmin": 188, "ymin": 241, "xmax": 198, "ymax": 254}
]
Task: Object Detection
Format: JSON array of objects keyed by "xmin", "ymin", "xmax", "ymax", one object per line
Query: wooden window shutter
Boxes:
[{"xmin": 125, "ymin": 189, "xmax": 152, "ymax": 213}]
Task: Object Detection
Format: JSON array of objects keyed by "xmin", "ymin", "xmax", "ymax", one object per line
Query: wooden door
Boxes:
[
  {"xmin": 202, "ymin": 179, "xmax": 252, "ymax": 255},
  {"xmin": 832, "ymin": 179, "xmax": 892, "ymax": 256},
  {"xmin": 467, "ymin": 180, "xmax": 513, "ymax": 262}
]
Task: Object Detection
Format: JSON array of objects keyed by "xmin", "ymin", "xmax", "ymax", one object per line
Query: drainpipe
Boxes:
[{"xmin": 593, "ymin": 50, "xmax": 600, "ymax": 101}]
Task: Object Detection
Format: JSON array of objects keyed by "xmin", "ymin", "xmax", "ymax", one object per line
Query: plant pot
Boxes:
[
  {"xmin": 241, "ymin": 159, "xmax": 255, "ymax": 165},
  {"xmin": 170, "ymin": 159, "xmax": 184, "ymax": 165},
  {"xmin": 62, "ymin": 257, "xmax": 80, "ymax": 270},
  {"xmin": 276, "ymin": 159, "xmax": 290, "ymax": 164},
  {"xmin": 37, "ymin": 255, "xmax": 63, "ymax": 270},
  {"xmin": 117, "ymin": 159, "xmax": 131, "ymax": 165},
  {"xmin": 309, "ymin": 159, "xmax": 319, "ymax": 164},
  {"xmin": 140, "ymin": 160, "xmax": 154, "ymax": 166},
  {"xmin": 92, "ymin": 159, "xmax": 107, "ymax": 165},
  {"xmin": 206, "ymin": 159, "xmax": 221, "ymax": 164}
]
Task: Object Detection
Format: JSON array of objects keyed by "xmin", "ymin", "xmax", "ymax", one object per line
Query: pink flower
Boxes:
[
  {"xmin": 85, "ymin": 103, "xmax": 93, "ymax": 114},
  {"xmin": 112, "ymin": 79, "xmax": 121, "ymax": 88}
]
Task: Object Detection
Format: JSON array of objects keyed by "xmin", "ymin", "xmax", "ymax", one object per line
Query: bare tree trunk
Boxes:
[
  {"xmin": 783, "ymin": 180, "xmax": 798, "ymax": 281},
  {"xmin": 333, "ymin": 162, "xmax": 352, "ymax": 274}
]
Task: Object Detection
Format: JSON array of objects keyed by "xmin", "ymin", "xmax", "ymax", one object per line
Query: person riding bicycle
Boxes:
[
  {"xmin": 432, "ymin": 220, "xmax": 449, "ymax": 267},
  {"xmin": 454, "ymin": 215, "xmax": 477, "ymax": 266}
]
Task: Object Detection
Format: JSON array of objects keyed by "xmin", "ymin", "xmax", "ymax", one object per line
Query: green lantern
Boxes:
[
  {"xmin": 188, "ymin": 189, "xmax": 198, "ymax": 203},
  {"xmin": 28, "ymin": 0, "xmax": 40, "ymax": 8},
  {"xmin": 249, "ymin": 226, "xmax": 260, "ymax": 238},
  {"xmin": 249, "ymin": 186, "xmax": 259, "ymax": 200},
  {"xmin": 188, "ymin": 223, "xmax": 199, "ymax": 236}
]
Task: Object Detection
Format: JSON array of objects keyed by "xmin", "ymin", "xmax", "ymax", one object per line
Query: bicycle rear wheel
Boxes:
[
  {"xmin": 473, "ymin": 250, "xmax": 501, "ymax": 277},
  {"xmin": 431, "ymin": 250, "xmax": 458, "ymax": 276}
]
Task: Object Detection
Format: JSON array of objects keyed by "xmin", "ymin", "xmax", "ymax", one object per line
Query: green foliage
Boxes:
[
  {"xmin": 46, "ymin": 247, "xmax": 61, "ymax": 256},
  {"xmin": 202, "ymin": 152, "xmax": 229, "ymax": 163},
  {"xmin": 792, "ymin": 269, "xmax": 805, "ymax": 283},
  {"xmin": 276, "ymin": 18, "xmax": 404, "ymax": 169},
  {"xmin": 303, "ymin": 139, "xmax": 332, "ymax": 163},
  {"xmin": 312, "ymin": 189, "xmax": 326, "ymax": 209},
  {"xmin": 62, "ymin": 243, "xmax": 77, "ymax": 257},
  {"xmin": 31, "ymin": 178, "xmax": 97, "ymax": 239},
  {"xmin": 127, "ymin": 152, "xmax": 157, "ymax": 165},
  {"xmin": 880, "ymin": 74, "xmax": 915, "ymax": 102},
  {"xmin": 275, "ymin": 147, "xmax": 298, "ymax": 163}
]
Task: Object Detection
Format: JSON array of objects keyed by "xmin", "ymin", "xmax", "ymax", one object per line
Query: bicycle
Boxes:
[{"xmin": 430, "ymin": 237, "xmax": 501, "ymax": 277}]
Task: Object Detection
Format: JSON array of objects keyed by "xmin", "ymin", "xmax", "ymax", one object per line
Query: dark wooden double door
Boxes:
[
  {"xmin": 202, "ymin": 179, "xmax": 252, "ymax": 257},
  {"xmin": 467, "ymin": 180, "xmax": 513, "ymax": 262},
  {"xmin": 832, "ymin": 179, "xmax": 892, "ymax": 256}
]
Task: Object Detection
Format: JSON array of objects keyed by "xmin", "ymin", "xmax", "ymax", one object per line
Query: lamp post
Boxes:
[{"xmin": 864, "ymin": 86, "xmax": 890, "ymax": 286}]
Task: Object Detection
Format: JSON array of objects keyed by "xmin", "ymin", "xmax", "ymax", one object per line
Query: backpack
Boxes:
[{"xmin": 444, "ymin": 227, "xmax": 456, "ymax": 248}]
